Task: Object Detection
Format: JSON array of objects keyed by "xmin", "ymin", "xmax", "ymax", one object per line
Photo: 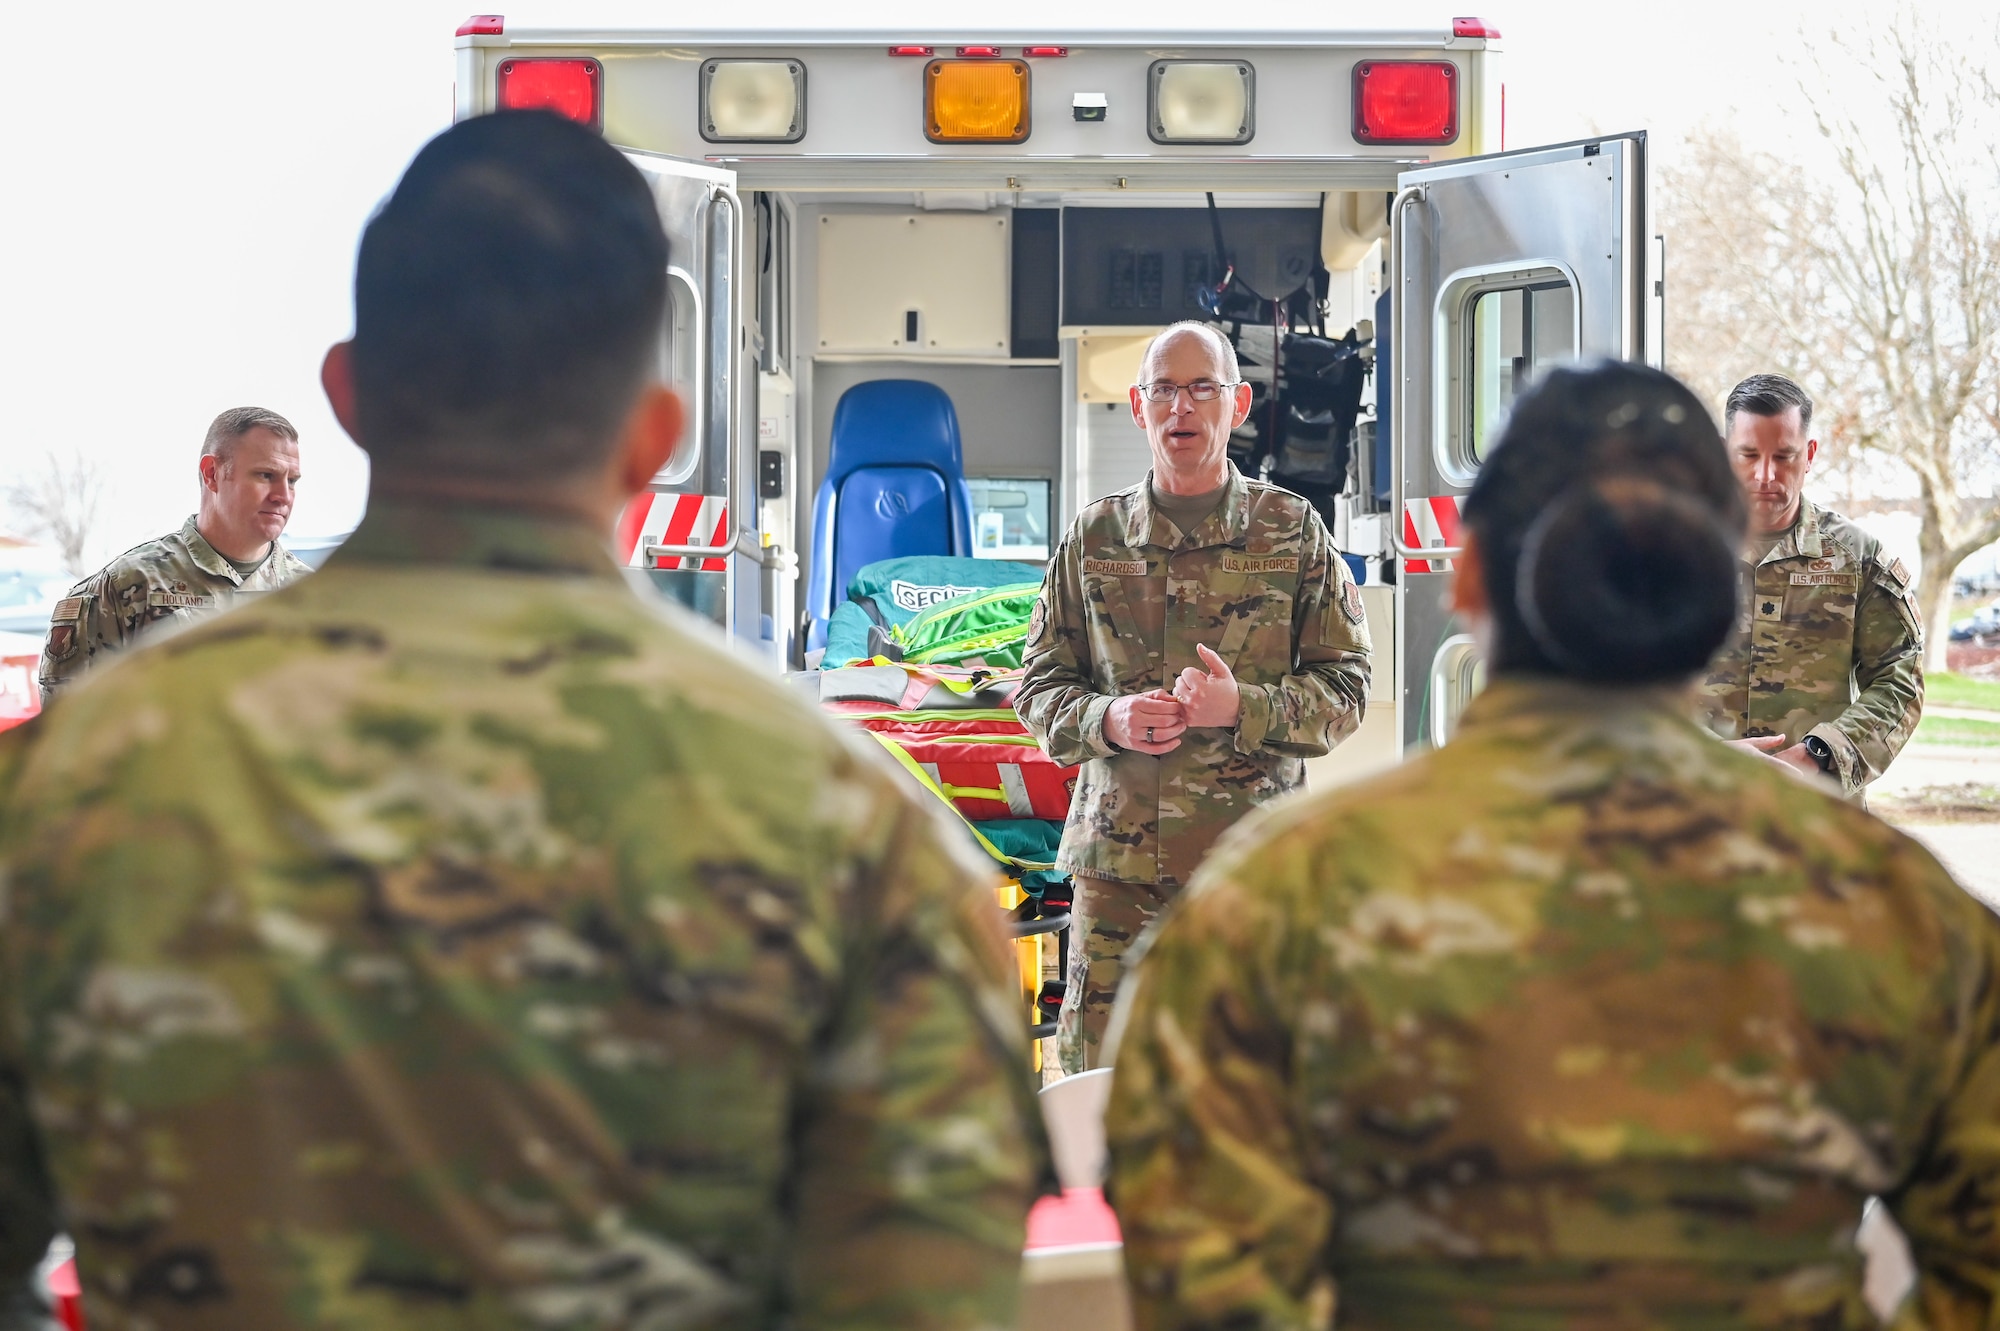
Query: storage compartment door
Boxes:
[{"xmin": 1390, "ymin": 133, "xmax": 1652, "ymax": 749}]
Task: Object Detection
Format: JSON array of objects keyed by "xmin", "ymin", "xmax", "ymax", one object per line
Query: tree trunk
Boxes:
[{"xmin": 1918, "ymin": 526, "xmax": 1955, "ymax": 675}]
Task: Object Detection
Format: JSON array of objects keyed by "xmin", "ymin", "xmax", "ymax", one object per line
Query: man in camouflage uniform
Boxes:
[
  {"xmin": 1016, "ymin": 322, "xmax": 1372, "ymax": 1075},
  {"xmin": 1696, "ymin": 374, "xmax": 1923, "ymax": 795},
  {"xmin": 0, "ymin": 111, "xmax": 1042, "ymax": 1330},
  {"xmin": 38, "ymin": 406, "xmax": 311, "ymax": 704}
]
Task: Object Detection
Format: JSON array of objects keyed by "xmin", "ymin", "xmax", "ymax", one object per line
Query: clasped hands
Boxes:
[
  {"xmin": 1103, "ymin": 644, "xmax": 1240, "ymax": 756},
  {"xmin": 1725, "ymin": 734, "xmax": 1824, "ymax": 777}
]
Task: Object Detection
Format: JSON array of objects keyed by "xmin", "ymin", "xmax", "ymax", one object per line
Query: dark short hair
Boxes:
[
  {"xmin": 1724, "ymin": 373, "xmax": 1813, "ymax": 434},
  {"xmin": 351, "ymin": 111, "xmax": 668, "ymax": 480},
  {"xmin": 202, "ymin": 407, "xmax": 297, "ymax": 466},
  {"xmin": 1464, "ymin": 362, "xmax": 1748, "ymax": 684}
]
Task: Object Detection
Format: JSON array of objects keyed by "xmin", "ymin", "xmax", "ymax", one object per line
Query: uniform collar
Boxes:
[
  {"xmin": 1451, "ymin": 674, "xmax": 1704, "ymax": 770},
  {"xmin": 1122, "ymin": 461, "xmax": 1252, "ymax": 550},
  {"xmin": 331, "ymin": 497, "xmax": 623, "ymax": 579},
  {"xmin": 180, "ymin": 516, "xmax": 246, "ymax": 584},
  {"xmin": 1755, "ymin": 498, "xmax": 1824, "ymax": 564}
]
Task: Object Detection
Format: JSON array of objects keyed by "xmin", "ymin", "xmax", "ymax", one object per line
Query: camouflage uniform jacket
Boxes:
[
  {"xmin": 1015, "ymin": 465, "xmax": 1371, "ymax": 889},
  {"xmin": 37, "ymin": 514, "xmax": 311, "ymax": 704},
  {"xmin": 0, "ymin": 500, "xmax": 1045, "ymax": 1331},
  {"xmin": 1106, "ymin": 676, "xmax": 2000, "ymax": 1331},
  {"xmin": 1696, "ymin": 498, "xmax": 1924, "ymax": 795}
]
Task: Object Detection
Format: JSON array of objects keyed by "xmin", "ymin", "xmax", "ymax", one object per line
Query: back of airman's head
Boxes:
[
  {"xmin": 351, "ymin": 110, "xmax": 668, "ymax": 481},
  {"xmin": 1463, "ymin": 361, "xmax": 1747, "ymax": 684}
]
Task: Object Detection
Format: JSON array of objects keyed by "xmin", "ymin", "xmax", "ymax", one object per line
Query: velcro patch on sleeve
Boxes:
[
  {"xmin": 1341, "ymin": 580, "xmax": 1366, "ymax": 624},
  {"xmin": 1219, "ymin": 553, "xmax": 1301, "ymax": 575},
  {"xmin": 1082, "ymin": 558, "xmax": 1148, "ymax": 576},
  {"xmin": 51, "ymin": 596, "xmax": 83, "ymax": 623},
  {"xmin": 1884, "ymin": 557, "xmax": 1912, "ymax": 590}
]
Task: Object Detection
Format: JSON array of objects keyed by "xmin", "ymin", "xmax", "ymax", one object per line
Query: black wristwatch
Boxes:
[{"xmin": 1802, "ymin": 735, "xmax": 1835, "ymax": 774}]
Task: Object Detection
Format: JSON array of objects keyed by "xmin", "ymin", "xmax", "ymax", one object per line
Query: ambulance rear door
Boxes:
[
  {"xmin": 1390, "ymin": 132, "xmax": 1656, "ymax": 749},
  {"xmin": 616, "ymin": 151, "xmax": 781, "ymax": 658}
]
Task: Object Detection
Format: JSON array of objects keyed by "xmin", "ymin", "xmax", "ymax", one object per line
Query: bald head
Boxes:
[{"xmin": 1141, "ymin": 321, "xmax": 1240, "ymax": 385}]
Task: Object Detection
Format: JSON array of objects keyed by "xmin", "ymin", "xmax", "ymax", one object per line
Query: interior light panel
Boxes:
[
  {"xmin": 925, "ymin": 59, "xmax": 1030, "ymax": 143},
  {"xmin": 701, "ymin": 59, "xmax": 806, "ymax": 142},
  {"xmin": 1149, "ymin": 61, "xmax": 1254, "ymax": 144},
  {"xmin": 496, "ymin": 58, "xmax": 602, "ymax": 130},
  {"xmin": 1352, "ymin": 60, "xmax": 1458, "ymax": 145}
]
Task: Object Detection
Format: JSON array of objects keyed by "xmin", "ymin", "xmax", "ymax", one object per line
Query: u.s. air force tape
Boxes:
[{"xmin": 1219, "ymin": 553, "xmax": 1300, "ymax": 574}]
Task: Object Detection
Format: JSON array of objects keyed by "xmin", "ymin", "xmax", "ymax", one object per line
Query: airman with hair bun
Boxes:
[{"xmin": 1105, "ymin": 361, "xmax": 2000, "ymax": 1331}]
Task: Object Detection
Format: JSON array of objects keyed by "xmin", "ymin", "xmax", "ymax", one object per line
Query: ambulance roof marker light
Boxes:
[
  {"xmin": 457, "ymin": 14, "xmax": 504, "ymax": 35},
  {"xmin": 1451, "ymin": 17, "xmax": 1501, "ymax": 38},
  {"xmin": 1023, "ymin": 46, "xmax": 1069, "ymax": 57},
  {"xmin": 957, "ymin": 45, "xmax": 1004, "ymax": 57},
  {"xmin": 889, "ymin": 45, "xmax": 936, "ymax": 56}
]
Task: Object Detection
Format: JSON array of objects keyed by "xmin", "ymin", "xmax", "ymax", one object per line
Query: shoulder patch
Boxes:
[
  {"xmin": 51, "ymin": 596, "xmax": 83, "ymax": 624},
  {"xmin": 1340, "ymin": 579, "xmax": 1365, "ymax": 625},
  {"xmin": 1082, "ymin": 557, "xmax": 1148, "ymax": 577},
  {"xmin": 1884, "ymin": 557, "xmax": 1911, "ymax": 590}
]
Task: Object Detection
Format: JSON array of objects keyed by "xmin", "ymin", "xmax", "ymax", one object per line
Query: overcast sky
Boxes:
[{"xmin": 0, "ymin": 0, "xmax": 1869, "ymax": 564}]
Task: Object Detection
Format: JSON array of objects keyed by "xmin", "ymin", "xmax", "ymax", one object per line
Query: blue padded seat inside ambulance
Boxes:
[{"xmin": 808, "ymin": 381, "xmax": 975, "ymax": 650}]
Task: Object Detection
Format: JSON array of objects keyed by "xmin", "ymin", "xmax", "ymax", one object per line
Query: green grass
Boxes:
[
  {"xmin": 1930, "ymin": 673, "xmax": 2000, "ymax": 712},
  {"xmin": 1915, "ymin": 714, "xmax": 2000, "ymax": 747}
]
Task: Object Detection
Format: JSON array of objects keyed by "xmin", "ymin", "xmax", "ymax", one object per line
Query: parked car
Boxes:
[{"xmin": 1949, "ymin": 599, "xmax": 2000, "ymax": 642}]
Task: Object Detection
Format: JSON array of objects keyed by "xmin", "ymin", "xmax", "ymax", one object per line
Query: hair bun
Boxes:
[{"xmin": 1515, "ymin": 478, "xmax": 1739, "ymax": 683}]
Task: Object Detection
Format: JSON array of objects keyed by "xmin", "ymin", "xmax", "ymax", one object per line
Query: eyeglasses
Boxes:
[{"xmin": 1133, "ymin": 379, "xmax": 1241, "ymax": 403}]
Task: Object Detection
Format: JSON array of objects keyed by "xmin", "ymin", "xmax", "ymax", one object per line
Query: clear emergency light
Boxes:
[
  {"xmin": 925, "ymin": 59, "xmax": 1030, "ymax": 143},
  {"xmin": 701, "ymin": 60, "xmax": 806, "ymax": 142},
  {"xmin": 1352, "ymin": 60, "xmax": 1458, "ymax": 145},
  {"xmin": 1148, "ymin": 61, "xmax": 1254, "ymax": 144},
  {"xmin": 496, "ymin": 57, "xmax": 602, "ymax": 130}
]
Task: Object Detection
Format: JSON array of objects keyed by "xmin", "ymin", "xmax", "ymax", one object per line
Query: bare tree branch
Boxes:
[
  {"xmin": 5, "ymin": 452, "xmax": 105, "ymax": 577},
  {"xmin": 1662, "ymin": 13, "xmax": 2000, "ymax": 672}
]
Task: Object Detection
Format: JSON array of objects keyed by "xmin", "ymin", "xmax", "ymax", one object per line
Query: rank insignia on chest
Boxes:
[
  {"xmin": 148, "ymin": 591, "xmax": 214, "ymax": 610},
  {"xmin": 1756, "ymin": 598, "xmax": 1783, "ymax": 620},
  {"xmin": 1082, "ymin": 557, "xmax": 1147, "ymax": 577}
]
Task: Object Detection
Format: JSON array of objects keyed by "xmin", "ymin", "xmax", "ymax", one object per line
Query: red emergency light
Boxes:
[
  {"xmin": 1452, "ymin": 17, "xmax": 1501, "ymax": 38},
  {"xmin": 456, "ymin": 14, "xmax": 503, "ymax": 35},
  {"xmin": 1352, "ymin": 60, "xmax": 1457, "ymax": 145},
  {"xmin": 957, "ymin": 45, "xmax": 1004, "ymax": 57},
  {"xmin": 1022, "ymin": 45, "xmax": 1069, "ymax": 57},
  {"xmin": 889, "ymin": 45, "xmax": 935, "ymax": 56},
  {"xmin": 497, "ymin": 57, "xmax": 602, "ymax": 130}
]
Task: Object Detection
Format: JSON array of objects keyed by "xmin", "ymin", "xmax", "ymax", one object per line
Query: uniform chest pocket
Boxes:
[
  {"xmin": 1082, "ymin": 573, "xmax": 1159, "ymax": 690},
  {"xmin": 1201, "ymin": 577, "xmax": 1296, "ymax": 681},
  {"xmin": 1779, "ymin": 575, "xmax": 1859, "ymax": 634}
]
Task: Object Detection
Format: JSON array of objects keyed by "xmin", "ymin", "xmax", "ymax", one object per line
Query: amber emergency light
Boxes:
[{"xmin": 925, "ymin": 59, "xmax": 1030, "ymax": 144}]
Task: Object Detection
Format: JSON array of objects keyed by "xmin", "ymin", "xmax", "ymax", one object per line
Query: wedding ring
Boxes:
[{"xmin": 1146, "ymin": 726, "xmax": 1155, "ymax": 744}]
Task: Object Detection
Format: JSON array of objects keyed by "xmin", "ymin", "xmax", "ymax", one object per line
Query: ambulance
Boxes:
[{"xmin": 452, "ymin": 14, "xmax": 1662, "ymax": 774}]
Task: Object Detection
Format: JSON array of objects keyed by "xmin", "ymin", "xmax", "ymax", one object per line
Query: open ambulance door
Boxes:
[
  {"xmin": 615, "ymin": 151, "xmax": 792, "ymax": 662},
  {"xmin": 1390, "ymin": 132, "xmax": 1658, "ymax": 750}
]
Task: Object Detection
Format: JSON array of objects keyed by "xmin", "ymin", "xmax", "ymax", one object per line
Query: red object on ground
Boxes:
[
  {"xmin": 1025, "ymin": 1187, "xmax": 1123, "ymax": 1249},
  {"xmin": 48, "ymin": 1257, "xmax": 83, "ymax": 1330}
]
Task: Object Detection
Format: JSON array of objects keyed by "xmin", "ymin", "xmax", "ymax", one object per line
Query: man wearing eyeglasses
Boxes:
[{"xmin": 1017, "ymin": 320, "xmax": 1373, "ymax": 1074}]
